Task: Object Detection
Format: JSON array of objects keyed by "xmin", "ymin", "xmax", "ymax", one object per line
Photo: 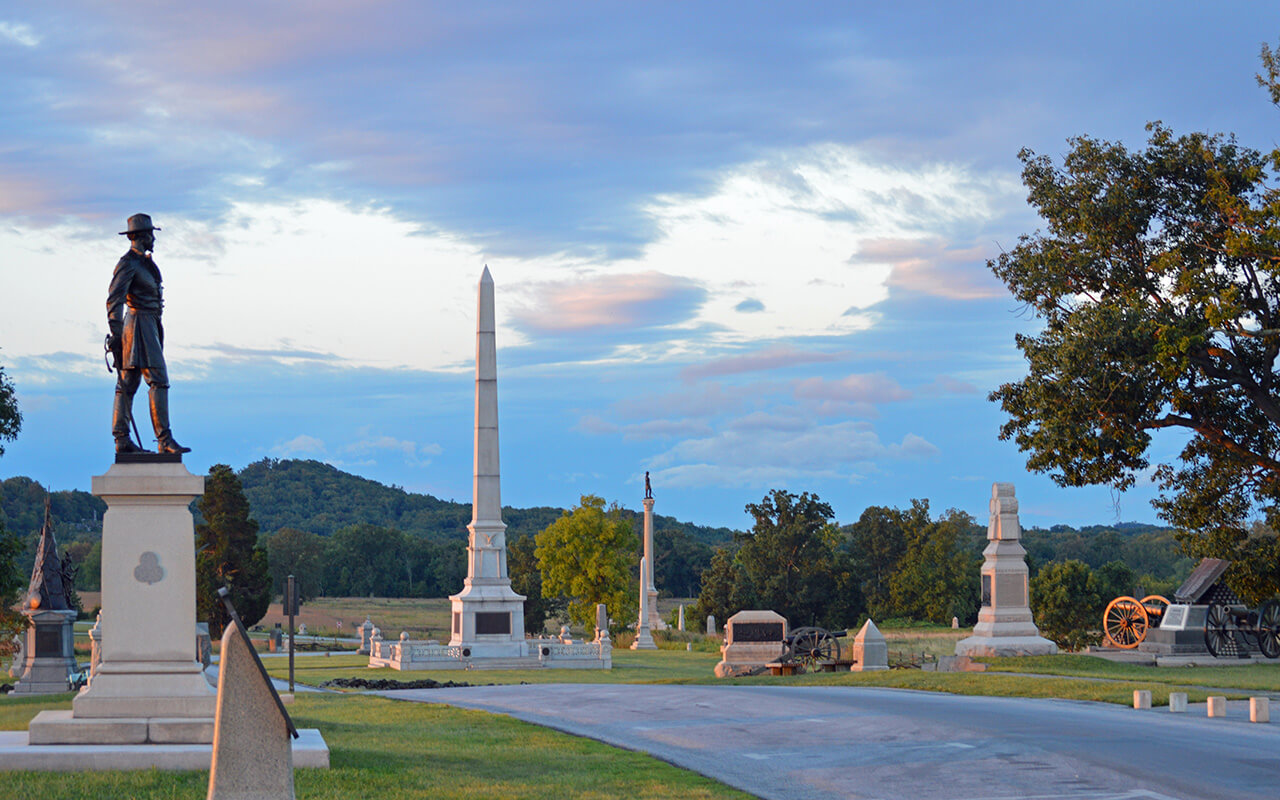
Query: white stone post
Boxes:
[{"xmin": 678, "ymin": 605, "xmax": 685, "ymax": 631}]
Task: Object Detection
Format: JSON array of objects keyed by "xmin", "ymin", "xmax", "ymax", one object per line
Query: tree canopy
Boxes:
[
  {"xmin": 0, "ymin": 363, "xmax": 22, "ymax": 660},
  {"xmin": 535, "ymin": 495, "xmax": 638, "ymax": 630},
  {"xmin": 698, "ymin": 489, "xmax": 860, "ymax": 629},
  {"xmin": 989, "ymin": 77, "xmax": 1280, "ymax": 596}
]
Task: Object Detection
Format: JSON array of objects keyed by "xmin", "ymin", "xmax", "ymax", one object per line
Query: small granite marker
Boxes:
[{"xmin": 208, "ymin": 587, "xmax": 298, "ymax": 800}]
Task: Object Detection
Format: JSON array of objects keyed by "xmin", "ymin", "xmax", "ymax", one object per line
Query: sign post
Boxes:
[{"xmin": 286, "ymin": 574, "xmax": 296, "ymax": 693}]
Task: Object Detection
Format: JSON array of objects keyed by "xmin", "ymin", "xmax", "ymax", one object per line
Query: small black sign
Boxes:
[
  {"xmin": 733, "ymin": 622, "xmax": 784, "ymax": 642},
  {"xmin": 35, "ymin": 628, "xmax": 62, "ymax": 657},
  {"xmin": 981, "ymin": 574, "xmax": 991, "ymax": 607},
  {"xmin": 475, "ymin": 612, "xmax": 511, "ymax": 635}
]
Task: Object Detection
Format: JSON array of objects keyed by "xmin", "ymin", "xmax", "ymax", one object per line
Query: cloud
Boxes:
[
  {"xmin": 645, "ymin": 422, "xmax": 938, "ymax": 487},
  {"xmin": 191, "ymin": 342, "xmax": 342, "ymax": 363},
  {"xmin": 344, "ymin": 432, "xmax": 441, "ymax": 462},
  {"xmin": 735, "ymin": 298, "xmax": 764, "ymax": 313},
  {"xmin": 621, "ymin": 419, "xmax": 713, "ymax": 441},
  {"xmin": 681, "ymin": 344, "xmax": 846, "ymax": 383},
  {"xmin": 853, "ymin": 237, "xmax": 1006, "ymax": 300},
  {"xmin": 0, "ymin": 22, "xmax": 39, "ymax": 47},
  {"xmin": 793, "ymin": 373, "xmax": 911, "ymax": 404},
  {"xmin": 271, "ymin": 434, "xmax": 326, "ymax": 457},
  {"xmin": 920, "ymin": 374, "xmax": 980, "ymax": 395},
  {"xmin": 614, "ymin": 382, "xmax": 770, "ymax": 420},
  {"xmin": 509, "ymin": 271, "xmax": 706, "ymax": 334}
]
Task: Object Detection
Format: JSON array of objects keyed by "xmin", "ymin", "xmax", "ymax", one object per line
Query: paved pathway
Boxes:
[{"xmin": 381, "ymin": 684, "xmax": 1280, "ymax": 800}]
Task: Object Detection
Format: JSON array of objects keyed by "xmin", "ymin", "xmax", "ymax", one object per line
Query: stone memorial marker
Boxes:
[
  {"xmin": 955, "ymin": 483, "xmax": 1057, "ymax": 657},
  {"xmin": 707, "ymin": 614, "xmax": 716, "ymax": 635},
  {"xmin": 13, "ymin": 500, "xmax": 77, "ymax": 695},
  {"xmin": 714, "ymin": 610, "xmax": 787, "ymax": 677},
  {"xmin": 358, "ymin": 617, "xmax": 374, "ymax": 655},
  {"xmin": 849, "ymin": 618, "xmax": 888, "ymax": 672},
  {"xmin": 208, "ymin": 587, "xmax": 298, "ymax": 800}
]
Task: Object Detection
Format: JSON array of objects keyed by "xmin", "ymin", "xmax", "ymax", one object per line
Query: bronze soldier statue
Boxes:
[{"xmin": 106, "ymin": 213, "xmax": 190, "ymax": 455}]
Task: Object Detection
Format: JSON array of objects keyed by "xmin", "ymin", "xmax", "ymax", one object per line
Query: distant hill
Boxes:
[{"xmin": 237, "ymin": 458, "xmax": 737, "ymax": 544}]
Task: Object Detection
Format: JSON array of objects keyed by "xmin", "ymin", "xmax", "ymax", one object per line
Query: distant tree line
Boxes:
[{"xmin": 0, "ymin": 458, "xmax": 1203, "ymax": 646}]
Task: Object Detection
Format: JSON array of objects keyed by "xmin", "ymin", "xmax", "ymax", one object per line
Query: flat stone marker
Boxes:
[
  {"xmin": 1169, "ymin": 692, "xmax": 1187, "ymax": 713},
  {"xmin": 208, "ymin": 588, "xmax": 298, "ymax": 800},
  {"xmin": 1251, "ymin": 697, "xmax": 1270, "ymax": 723},
  {"xmin": 1133, "ymin": 690, "xmax": 1151, "ymax": 710},
  {"xmin": 1207, "ymin": 696, "xmax": 1226, "ymax": 718}
]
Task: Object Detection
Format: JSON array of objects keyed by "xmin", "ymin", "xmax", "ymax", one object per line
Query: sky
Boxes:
[{"xmin": 2, "ymin": 2, "xmax": 1279, "ymax": 532}]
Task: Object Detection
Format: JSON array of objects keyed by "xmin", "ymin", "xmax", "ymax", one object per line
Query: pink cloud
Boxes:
[
  {"xmin": 511, "ymin": 271, "xmax": 705, "ymax": 333},
  {"xmin": 854, "ymin": 237, "xmax": 1005, "ymax": 300},
  {"xmin": 793, "ymin": 373, "xmax": 911, "ymax": 404},
  {"xmin": 681, "ymin": 344, "xmax": 846, "ymax": 383}
]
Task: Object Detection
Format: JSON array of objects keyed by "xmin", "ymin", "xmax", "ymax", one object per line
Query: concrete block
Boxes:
[
  {"xmin": 1133, "ymin": 690, "xmax": 1151, "ymax": 710},
  {"xmin": 1169, "ymin": 692, "xmax": 1187, "ymax": 713},
  {"xmin": 27, "ymin": 710, "xmax": 148, "ymax": 745},
  {"xmin": 148, "ymin": 717, "xmax": 214, "ymax": 744},
  {"xmin": 1207, "ymin": 696, "xmax": 1227, "ymax": 717},
  {"xmin": 1251, "ymin": 696, "xmax": 1270, "ymax": 723}
]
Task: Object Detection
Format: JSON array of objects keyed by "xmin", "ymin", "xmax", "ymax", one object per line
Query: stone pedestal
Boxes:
[
  {"xmin": 955, "ymin": 483, "xmax": 1057, "ymax": 658},
  {"xmin": 28, "ymin": 461, "xmax": 216, "ymax": 744},
  {"xmin": 12, "ymin": 609, "xmax": 77, "ymax": 694}
]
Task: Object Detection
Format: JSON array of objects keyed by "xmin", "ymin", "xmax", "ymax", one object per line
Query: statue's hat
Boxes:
[{"xmin": 119, "ymin": 213, "xmax": 161, "ymax": 235}]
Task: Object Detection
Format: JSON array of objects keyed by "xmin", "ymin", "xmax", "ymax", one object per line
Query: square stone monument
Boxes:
[
  {"xmin": 714, "ymin": 610, "xmax": 787, "ymax": 677},
  {"xmin": 28, "ymin": 460, "xmax": 217, "ymax": 744},
  {"xmin": 954, "ymin": 483, "xmax": 1057, "ymax": 658}
]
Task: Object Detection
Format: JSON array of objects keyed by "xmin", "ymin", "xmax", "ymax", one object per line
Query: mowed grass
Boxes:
[
  {"xmin": 0, "ymin": 693, "xmax": 753, "ymax": 800},
  {"xmin": 981, "ymin": 654, "xmax": 1280, "ymax": 692}
]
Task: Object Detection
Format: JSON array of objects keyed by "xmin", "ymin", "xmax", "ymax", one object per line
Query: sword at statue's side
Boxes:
[{"xmin": 103, "ymin": 333, "xmax": 146, "ymax": 450}]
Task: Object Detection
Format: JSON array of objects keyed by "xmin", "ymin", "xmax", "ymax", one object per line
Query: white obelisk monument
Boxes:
[{"xmin": 449, "ymin": 267, "xmax": 527, "ymax": 657}]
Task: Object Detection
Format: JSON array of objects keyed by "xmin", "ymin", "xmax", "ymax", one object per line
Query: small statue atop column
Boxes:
[{"xmin": 644, "ymin": 471, "xmax": 652, "ymax": 500}]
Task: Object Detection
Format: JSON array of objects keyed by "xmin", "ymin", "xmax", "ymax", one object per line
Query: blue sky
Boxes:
[{"xmin": 2, "ymin": 3, "xmax": 1278, "ymax": 530}]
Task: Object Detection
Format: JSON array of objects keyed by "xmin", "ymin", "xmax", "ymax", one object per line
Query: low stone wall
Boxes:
[{"xmin": 368, "ymin": 638, "xmax": 611, "ymax": 670}]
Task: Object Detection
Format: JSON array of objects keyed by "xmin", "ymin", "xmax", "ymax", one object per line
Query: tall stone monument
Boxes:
[
  {"xmin": 28, "ymin": 460, "xmax": 217, "ymax": 743},
  {"xmin": 955, "ymin": 483, "xmax": 1057, "ymax": 657},
  {"xmin": 13, "ymin": 500, "xmax": 78, "ymax": 695},
  {"xmin": 631, "ymin": 555, "xmax": 657, "ymax": 650},
  {"xmin": 449, "ymin": 267, "xmax": 527, "ymax": 657}
]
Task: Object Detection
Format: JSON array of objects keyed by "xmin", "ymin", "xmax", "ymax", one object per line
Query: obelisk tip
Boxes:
[{"xmin": 481, "ymin": 265, "xmax": 493, "ymax": 283}]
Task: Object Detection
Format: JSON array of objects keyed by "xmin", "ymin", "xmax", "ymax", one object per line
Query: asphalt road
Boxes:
[{"xmin": 380, "ymin": 684, "xmax": 1279, "ymax": 800}]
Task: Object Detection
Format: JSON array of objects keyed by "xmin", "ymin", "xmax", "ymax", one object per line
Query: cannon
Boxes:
[
  {"xmin": 1204, "ymin": 599, "xmax": 1280, "ymax": 659},
  {"xmin": 1101, "ymin": 594, "xmax": 1170, "ymax": 649},
  {"xmin": 778, "ymin": 626, "xmax": 846, "ymax": 668}
]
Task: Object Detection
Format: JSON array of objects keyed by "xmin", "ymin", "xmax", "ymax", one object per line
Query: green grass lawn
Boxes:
[
  {"xmin": 980, "ymin": 654, "xmax": 1280, "ymax": 692},
  {"xmin": 0, "ymin": 693, "xmax": 754, "ymax": 800}
]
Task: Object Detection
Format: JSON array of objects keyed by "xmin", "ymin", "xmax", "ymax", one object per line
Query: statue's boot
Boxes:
[
  {"xmin": 150, "ymin": 386, "xmax": 191, "ymax": 454},
  {"xmin": 112, "ymin": 391, "xmax": 145, "ymax": 453}
]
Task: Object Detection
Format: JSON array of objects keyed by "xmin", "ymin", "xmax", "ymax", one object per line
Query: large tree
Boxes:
[
  {"xmin": 700, "ymin": 489, "xmax": 861, "ymax": 629},
  {"xmin": 990, "ymin": 75, "xmax": 1280, "ymax": 600},
  {"xmin": 0, "ymin": 362, "xmax": 22, "ymax": 662},
  {"xmin": 535, "ymin": 495, "xmax": 637, "ymax": 630},
  {"xmin": 196, "ymin": 464, "xmax": 272, "ymax": 636},
  {"xmin": 886, "ymin": 502, "xmax": 981, "ymax": 625}
]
